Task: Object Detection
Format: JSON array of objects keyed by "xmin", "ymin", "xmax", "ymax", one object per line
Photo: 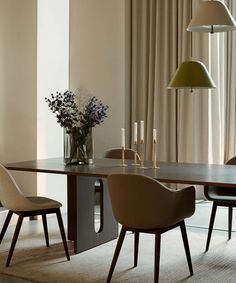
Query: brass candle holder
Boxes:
[
  {"xmin": 132, "ymin": 141, "xmax": 139, "ymax": 165},
  {"xmin": 121, "ymin": 146, "xmax": 127, "ymax": 167},
  {"xmin": 152, "ymin": 139, "xmax": 158, "ymax": 168},
  {"xmin": 140, "ymin": 140, "xmax": 145, "ymax": 168}
]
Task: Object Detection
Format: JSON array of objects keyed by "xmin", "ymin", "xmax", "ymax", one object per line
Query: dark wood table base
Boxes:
[{"xmin": 67, "ymin": 175, "xmax": 118, "ymax": 253}]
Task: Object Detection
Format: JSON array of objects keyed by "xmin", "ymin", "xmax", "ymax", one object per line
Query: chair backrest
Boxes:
[
  {"xmin": 204, "ymin": 156, "xmax": 236, "ymax": 199},
  {"xmin": 103, "ymin": 148, "xmax": 140, "ymax": 160},
  {"xmin": 107, "ymin": 174, "xmax": 195, "ymax": 229},
  {"xmin": 0, "ymin": 164, "xmax": 32, "ymax": 211},
  {"xmin": 226, "ymin": 156, "xmax": 236, "ymax": 165}
]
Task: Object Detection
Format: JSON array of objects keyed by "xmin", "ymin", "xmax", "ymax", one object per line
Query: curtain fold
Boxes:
[
  {"xmin": 224, "ymin": 0, "xmax": 236, "ymax": 161},
  {"xmin": 130, "ymin": 0, "xmax": 236, "ymax": 198},
  {"xmin": 208, "ymin": 31, "xmax": 225, "ymax": 164},
  {"xmin": 130, "ymin": 0, "xmax": 212, "ymax": 166},
  {"xmin": 131, "ymin": 0, "xmax": 179, "ymax": 161}
]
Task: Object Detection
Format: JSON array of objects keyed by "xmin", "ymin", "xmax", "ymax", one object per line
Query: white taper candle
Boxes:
[
  {"xmin": 134, "ymin": 122, "xmax": 138, "ymax": 143},
  {"xmin": 153, "ymin": 129, "xmax": 157, "ymax": 142},
  {"xmin": 121, "ymin": 128, "xmax": 125, "ymax": 147},
  {"xmin": 140, "ymin": 120, "xmax": 144, "ymax": 141}
]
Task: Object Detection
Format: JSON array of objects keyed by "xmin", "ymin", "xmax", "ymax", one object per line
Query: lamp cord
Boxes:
[
  {"xmin": 210, "ymin": 0, "xmax": 214, "ymax": 33},
  {"xmin": 190, "ymin": 0, "xmax": 193, "ymax": 92},
  {"xmin": 190, "ymin": 0, "xmax": 192, "ymax": 58},
  {"xmin": 211, "ymin": 25, "xmax": 214, "ymax": 34},
  {"xmin": 175, "ymin": 0, "xmax": 179, "ymax": 163}
]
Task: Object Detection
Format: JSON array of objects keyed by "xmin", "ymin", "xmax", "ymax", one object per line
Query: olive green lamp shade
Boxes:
[
  {"xmin": 187, "ymin": 1, "xmax": 236, "ymax": 33},
  {"xmin": 168, "ymin": 60, "xmax": 216, "ymax": 89}
]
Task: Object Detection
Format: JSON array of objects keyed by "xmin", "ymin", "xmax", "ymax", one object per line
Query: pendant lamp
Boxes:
[
  {"xmin": 168, "ymin": 0, "xmax": 216, "ymax": 90},
  {"xmin": 168, "ymin": 60, "xmax": 216, "ymax": 89},
  {"xmin": 187, "ymin": 0, "xmax": 236, "ymax": 33}
]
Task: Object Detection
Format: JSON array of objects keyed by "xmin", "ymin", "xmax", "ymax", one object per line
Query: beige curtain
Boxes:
[
  {"xmin": 208, "ymin": 31, "xmax": 225, "ymax": 164},
  {"xmin": 130, "ymin": 0, "xmax": 211, "ymax": 165},
  {"xmin": 224, "ymin": 0, "xmax": 236, "ymax": 161},
  {"xmin": 206, "ymin": 0, "xmax": 236, "ymax": 163}
]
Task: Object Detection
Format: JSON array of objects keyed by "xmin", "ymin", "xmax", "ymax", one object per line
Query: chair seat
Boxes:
[
  {"xmin": 24, "ymin": 196, "xmax": 62, "ymax": 211},
  {"xmin": 207, "ymin": 187, "xmax": 236, "ymax": 202},
  {"xmin": 208, "ymin": 194, "xmax": 236, "ymax": 202}
]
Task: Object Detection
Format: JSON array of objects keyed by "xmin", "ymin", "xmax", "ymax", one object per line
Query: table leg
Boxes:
[
  {"xmin": 67, "ymin": 175, "xmax": 77, "ymax": 241},
  {"xmin": 67, "ymin": 175, "xmax": 118, "ymax": 254}
]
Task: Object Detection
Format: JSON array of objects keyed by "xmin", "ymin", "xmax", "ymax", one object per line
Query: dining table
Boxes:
[{"xmin": 5, "ymin": 157, "xmax": 236, "ymax": 254}]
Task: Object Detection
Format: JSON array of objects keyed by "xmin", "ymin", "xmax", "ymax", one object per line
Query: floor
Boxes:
[
  {"xmin": 0, "ymin": 209, "xmax": 45, "ymax": 283},
  {"xmin": 0, "ymin": 201, "xmax": 233, "ymax": 283},
  {"xmin": 0, "ymin": 274, "xmax": 35, "ymax": 283}
]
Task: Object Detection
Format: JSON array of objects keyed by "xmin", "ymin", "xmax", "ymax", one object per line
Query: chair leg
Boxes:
[
  {"xmin": 0, "ymin": 210, "xmax": 13, "ymax": 244},
  {"xmin": 228, "ymin": 206, "xmax": 233, "ymax": 240},
  {"xmin": 205, "ymin": 202, "xmax": 217, "ymax": 252},
  {"xmin": 6, "ymin": 214, "xmax": 24, "ymax": 267},
  {"xmin": 180, "ymin": 220, "xmax": 193, "ymax": 276},
  {"xmin": 42, "ymin": 214, "xmax": 49, "ymax": 247},
  {"xmin": 55, "ymin": 208, "xmax": 70, "ymax": 261},
  {"xmin": 106, "ymin": 226, "xmax": 126, "ymax": 283},
  {"xmin": 154, "ymin": 233, "xmax": 161, "ymax": 283},
  {"xmin": 134, "ymin": 231, "xmax": 139, "ymax": 267}
]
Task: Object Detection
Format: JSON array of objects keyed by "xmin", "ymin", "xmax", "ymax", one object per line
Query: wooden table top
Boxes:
[{"xmin": 5, "ymin": 157, "xmax": 236, "ymax": 187}]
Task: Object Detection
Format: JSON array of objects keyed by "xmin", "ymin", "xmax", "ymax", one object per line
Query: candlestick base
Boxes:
[
  {"xmin": 119, "ymin": 146, "xmax": 128, "ymax": 167},
  {"xmin": 152, "ymin": 160, "xmax": 159, "ymax": 169},
  {"xmin": 152, "ymin": 166, "xmax": 160, "ymax": 169},
  {"xmin": 119, "ymin": 163, "xmax": 128, "ymax": 167},
  {"xmin": 131, "ymin": 162, "xmax": 140, "ymax": 166},
  {"xmin": 139, "ymin": 165, "xmax": 153, "ymax": 169},
  {"xmin": 139, "ymin": 162, "xmax": 160, "ymax": 169}
]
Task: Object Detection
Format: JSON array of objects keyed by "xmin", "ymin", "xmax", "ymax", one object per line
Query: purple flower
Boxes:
[{"xmin": 45, "ymin": 91, "xmax": 109, "ymax": 137}]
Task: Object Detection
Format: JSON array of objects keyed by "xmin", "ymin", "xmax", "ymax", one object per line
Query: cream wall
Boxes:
[
  {"xmin": 0, "ymin": 0, "xmax": 37, "ymax": 196},
  {"xmin": 69, "ymin": 0, "xmax": 129, "ymax": 155},
  {"xmin": 0, "ymin": 0, "xmax": 128, "ymax": 204},
  {"xmin": 37, "ymin": 0, "xmax": 69, "ymax": 212}
]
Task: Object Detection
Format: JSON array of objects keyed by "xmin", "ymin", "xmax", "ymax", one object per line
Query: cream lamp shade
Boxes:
[
  {"xmin": 168, "ymin": 60, "xmax": 216, "ymax": 89},
  {"xmin": 187, "ymin": 1, "xmax": 236, "ymax": 33}
]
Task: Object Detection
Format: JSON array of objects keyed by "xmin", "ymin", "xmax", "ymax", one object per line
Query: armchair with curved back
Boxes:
[
  {"xmin": 106, "ymin": 174, "xmax": 195, "ymax": 283},
  {"xmin": 204, "ymin": 156, "xmax": 236, "ymax": 251},
  {"xmin": 95, "ymin": 148, "xmax": 141, "ymax": 193},
  {"xmin": 95, "ymin": 146, "xmax": 141, "ymax": 197},
  {"xmin": 0, "ymin": 164, "xmax": 70, "ymax": 266}
]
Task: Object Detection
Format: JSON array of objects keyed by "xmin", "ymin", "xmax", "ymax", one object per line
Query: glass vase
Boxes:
[{"xmin": 64, "ymin": 127, "xmax": 94, "ymax": 165}]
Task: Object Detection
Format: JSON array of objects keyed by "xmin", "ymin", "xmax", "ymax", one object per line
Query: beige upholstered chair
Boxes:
[
  {"xmin": 0, "ymin": 164, "xmax": 70, "ymax": 266},
  {"xmin": 107, "ymin": 174, "xmax": 195, "ymax": 283},
  {"xmin": 95, "ymin": 147, "xmax": 140, "ymax": 195},
  {"xmin": 204, "ymin": 156, "xmax": 236, "ymax": 251},
  {"xmin": 103, "ymin": 148, "xmax": 140, "ymax": 160}
]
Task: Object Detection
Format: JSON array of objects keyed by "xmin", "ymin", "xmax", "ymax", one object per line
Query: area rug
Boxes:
[{"xmin": 1, "ymin": 222, "xmax": 236, "ymax": 283}]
